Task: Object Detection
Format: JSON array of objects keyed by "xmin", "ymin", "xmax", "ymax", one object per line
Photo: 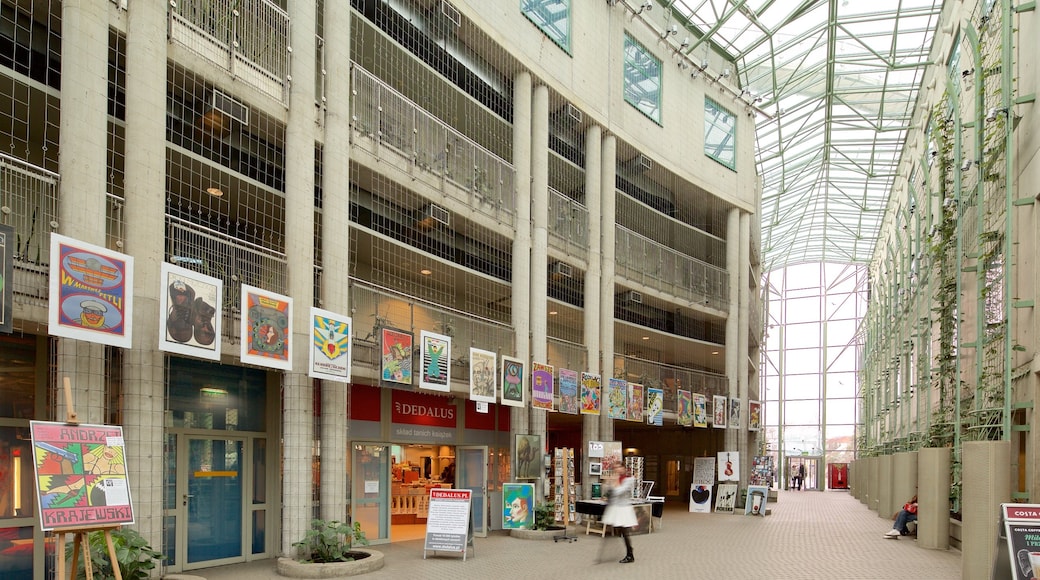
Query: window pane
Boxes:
[
  {"xmin": 704, "ymin": 97, "xmax": 735, "ymax": 169},
  {"xmin": 0, "ymin": 336, "xmax": 35, "ymax": 419},
  {"xmin": 521, "ymin": 0, "xmax": 571, "ymax": 53},
  {"xmin": 784, "ymin": 399, "xmax": 821, "ymax": 425},
  {"xmin": 624, "ymin": 35, "xmax": 661, "ymax": 123},
  {"xmin": 825, "ymin": 398, "xmax": 857, "ymax": 424}
]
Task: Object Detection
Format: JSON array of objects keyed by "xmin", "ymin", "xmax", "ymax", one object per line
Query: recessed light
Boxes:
[
  {"xmin": 711, "ymin": 351, "xmax": 719, "ymax": 355},
  {"xmin": 642, "ymin": 336, "xmax": 650, "ymax": 340},
  {"xmin": 420, "ymin": 269, "xmax": 432, "ymax": 275},
  {"xmin": 206, "ymin": 187, "xmax": 224, "ymax": 197},
  {"xmin": 549, "ymin": 310, "xmax": 558, "ymax": 315}
]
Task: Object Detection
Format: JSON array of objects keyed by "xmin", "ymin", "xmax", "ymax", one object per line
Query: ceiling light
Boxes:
[
  {"xmin": 711, "ymin": 351, "xmax": 720, "ymax": 355},
  {"xmin": 549, "ymin": 310, "xmax": 558, "ymax": 316},
  {"xmin": 642, "ymin": 336, "xmax": 650, "ymax": 340},
  {"xmin": 206, "ymin": 187, "xmax": 224, "ymax": 197},
  {"xmin": 420, "ymin": 268, "xmax": 432, "ymax": 275}
]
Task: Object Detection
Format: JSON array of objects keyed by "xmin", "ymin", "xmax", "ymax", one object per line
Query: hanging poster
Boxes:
[
  {"xmin": 580, "ymin": 372, "xmax": 601, "ymax": 415},
  {"xmin": 381, "ymin": 327, "xmax": 413, "ymax": 386},
  {"xmin": 0, "ymin": 224, "xmax": 12, "ymax": 334},
  {"xmin": 718, "ymin": 451, "xmax": 739, "ymax": 482},
  {"xmin": 468, "ymin": 347, "xmax": 497, "ymax": 403},
  {"xmin": 30, "ymin": 421, "xmax": 135, "ymax": 531},
  {"xmin": 713, "ymin": 395, "xmax": 727, "ymax": 428},
  {"xmin": 627, "ymin": 383, "xmax": 644, "ymax": 422},
  {"xmin": 419, "ymin": 330, "xmax": 451, "ymax": 392},
  {"xmin": 515, "ymin": 434, "xmax": 542, "ymax": 480},
  {"xmin": 693, "ymin": 393, "xmax": 708, "ymax": 428},
  {"xmin": 308, "ymin": 307, "xmax": 352, "ymax": 382},
  {"xmin": 646, "ymin": 387, "xmax": 664, "ymax": 426},
  {"xmin": 601, "ymin": 441, "xmax": 623, "ymax": 474},
  {"xmin": 606, "ymin": 378, "xmax": 628, "ymax": 420},
  {"xmin": 715, "ymin": 484, "xmax": 738, "ymax": 513},
  {"xmin": 677, "ymin": 389, "xmax": 692, "ymax": 426},
  {"xmin": 502, "ymin": 483, "xmax": 535, "ymax": 529},
  {"xmin": 158, "ymin": 262, "xmax": 222, "ymax": 360},
  {"xmin": 501, "ymin": 356, "xmax": 526, "ymax": 407},
  {"xmin": 744, "ymin": 485, "xmax": 769, "ymax": 516},
  {"xmin": 729, "ymin": 398, "xmax": 741, "ymax": 429},
  {"xmin": 558, "ymin": 368, "xmax": 579, "ymax": 414},
  {"xmin": 531, "ymin": 362, "xmax": 555, "ymax": 410},
  {"xmin": 240, "ymin": 284, "xmax": 292, "ymax": 370},
  {"xmin": 48, "ymin": 233, "xmax": 134, "ymax": 348},
  {"xmin": 748, "ymin": 400, "xmax": 763, "ymax": 431}
]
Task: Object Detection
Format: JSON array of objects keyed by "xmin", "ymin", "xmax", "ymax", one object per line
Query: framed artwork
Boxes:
[
  {"xmin": 501, "ymin": 356, "xmax": 526, "ymax": 407},
  {"xmin": 589, "ymin": 462, "xmax": 602, "ymax": 476},
  {"xmin": 601, "ymin": 441, "xmax": 623, "ymax": 474},
  {"xmin": 468, "ymin": 347, "xmax": 497, "ymax": 403},
  {"xmin": 419, "ymin": 330, "xmax": 451, "ymax": 392},
  {"xmin": 580, "ymin": 372, "xmax": 601, "ymax": 415},
  {"xmin": 677, "ymin": 389, "xmax": 692, "ymax": 426},
  {"xmin": 380, "ymin": 328, "xmax": 413, "ymax": 386},
  {"xmin": 748, "ymin": 400, "xmax": 763, "ymax": 431},
  {"xmin": 607, "ymin": 378, "xmax": 627, "ymax": 420},
  {"xmin": 745, "ymin": 485, "xmax": 769, "ymax": 516},
  {"xmin": 531, "ymin": 362, "xmax": 554, "ymax": 410},
  {"xmin": 689, "ymin": 484, "xmax": 713, "ymax": 514},
  {"xmin": 308, "ymin": 307, "xmax": 352, "ymax": 383},
  {"xmin": 728, "ymin": 398, "xmax": 741, "ymax": 429},
  {"xmin": 713, "ymin": 395, "xmax": 727, "ymax": 428},
  {"xmin": 718, "ymin": 451, "xmax": 739, "ymax": 482},
  {"xmin": 627, "ymin": 383, "xmax": 644, "ymax": 422},
  {"xmin": 502, "ymin": 483, "xmax": 535, "ymax": 529},
  {"xmin": 158, "ymin": 262, "xmax": 221, "ymax": 360},
  {"xmin": 558, "ymin": 368, "xmax": 579, "ymax": 414},
  {"xmin": 0, "ymin": 224, "xmax": 12, "ymax": 334},
  {"xmin": 515, "ymin": 434, "xmax": 542, "ymax": 480},
  {"xmin": 48, "ymin": 233, "xmax": 134, "ymax": 348},
  {"xmin": 646, "ymin": 387, "xmax": 663, "ymax": 426},
  {"xmin": 240, "ymin": 284, "xmax": 292, "ymax": 370},
  {"xmin": 715, "ymin": 484, "xmax": 738, "ymax": 513},
  {"xmin": 693, "ymin": 393, "xmax": 708, "ymax": 428}
]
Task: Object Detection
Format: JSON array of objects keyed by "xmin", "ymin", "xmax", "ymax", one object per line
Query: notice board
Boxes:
[{"xmin": 424, "ymin": 488, "xmax": 473, "ymax": 560}]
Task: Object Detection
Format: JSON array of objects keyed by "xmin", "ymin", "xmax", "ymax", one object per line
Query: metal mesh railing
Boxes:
[
  {"xmin": 0, "ymin": 153, "xmax": 59, "ymax": 265},
  {"xmin": 615, "ymin": 226, "xmax": 728, "ymax": 310},
  {"xmin": 548, "ymin": 187, "xmax": 588, "ymax": 259}
]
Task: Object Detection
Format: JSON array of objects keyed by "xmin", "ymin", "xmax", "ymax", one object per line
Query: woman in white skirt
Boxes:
[{"xmin": 602, "ymin": 465, "xmax": 638, "ymax": 563}]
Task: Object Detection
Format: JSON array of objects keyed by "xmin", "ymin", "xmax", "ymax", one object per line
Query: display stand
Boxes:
[{"xmin": 551, "ymin": 448, "xmax": 577, "ymax": 543}]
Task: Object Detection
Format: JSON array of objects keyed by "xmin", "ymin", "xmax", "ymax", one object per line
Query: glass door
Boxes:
[
  {"xmin": 455, "ymin": 446, "xmax": 488, "ymax": 538},
  {"xmin": 185, "ymin": 437, "xmax": 244, "ymax": 568},
  {"xmin": 352, "ymin": 443, "xmax": 390, "ymax": 544}
]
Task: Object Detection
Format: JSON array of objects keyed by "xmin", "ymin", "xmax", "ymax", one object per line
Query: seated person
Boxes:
[{"xmin": 884, "ymin": 495, "xmax": 918, "ymax": 539}]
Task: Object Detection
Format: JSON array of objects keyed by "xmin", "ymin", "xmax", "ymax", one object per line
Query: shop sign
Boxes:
[
  {"xmin": 424, "ymin": 488, "xmax": 472, "ymax": 559},
  {"xmin": 391, "ymin": 389, "xmax": 457, "ymax": 442},
  {"xmin": 1004, "ymin": 503, "xmax": 1040, "ymax": 579}
]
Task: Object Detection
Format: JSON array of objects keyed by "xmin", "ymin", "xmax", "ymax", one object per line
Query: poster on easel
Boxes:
[
  {"xmin": 424, "ymin": 488, "xmax": 473, "ymax": 560},
  {"xmin": 30, "ymin": 421, "xmax": 135, "ymax": 531}
]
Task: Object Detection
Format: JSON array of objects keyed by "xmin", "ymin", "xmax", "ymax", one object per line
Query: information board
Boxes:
[
  {"xmin": 1003, "ymin": 503, "xmax": 1040, "ymax": 580},
  {"xmin": 424, "ymin": 488, "xmax": 473, "ymax": 560},
  {"xmin": 30, "ymin": 421, "xmax": 135, "ymax": 531}
]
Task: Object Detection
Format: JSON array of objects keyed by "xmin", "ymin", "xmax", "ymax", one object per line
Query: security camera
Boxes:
[
  {"xmin": 680, "ymin": 36, "xmax": 690, "ymax": 48},
  {"xmin": 636, "ymin": 0, "xmax": 653, "ymax": 14},
  {"xmin": 961, "ymin": 159, "xmax": 972, "ymax": 171}
]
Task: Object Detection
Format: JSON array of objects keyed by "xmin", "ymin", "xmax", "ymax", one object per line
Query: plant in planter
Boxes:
[
  {"xmin": 66, "ymin": 528, "xmax": 163, "ymax": 580},
  {"xmin": 534, "ymin": 502, "xmax": 559, "ymax": 531},
  {"xmin": 292, "ymin": 519, "xmax": 369, "ymax": 563}
]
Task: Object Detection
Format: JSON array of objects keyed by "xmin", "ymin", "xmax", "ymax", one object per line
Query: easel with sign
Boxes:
[{"xmin": 52, "ymin": 378, "xmax": 124, "ymax": 580}]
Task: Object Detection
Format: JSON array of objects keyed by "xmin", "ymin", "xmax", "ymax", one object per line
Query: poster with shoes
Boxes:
[
  {"xmin": 159, "ymin": 262, "xmax": 222, "ymax": 360},
  {"xmin": 240, "ymin": 284, "xmax": 293, "ymax": 370}
]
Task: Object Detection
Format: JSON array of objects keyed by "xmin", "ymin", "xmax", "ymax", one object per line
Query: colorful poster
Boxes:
[
  {"xmin": 606, "ymin": 378, "xmax": 627, "ymax": 420},
  {"xmin": 677, "ymin": 389, "xmax": 692, "ymax": 426},
  {"xmin": 468, "ymin": 347, "xmax": 497, "ymax": 403},
  {"xmin": 713, "ymin": 395, "xmax": 727, "ymax": 428},
  {"xmin": 718, "ymin": 451, "xmax": 739, "ymax": 482},
  {"xmin": 646, "ymin": 387, "xmax": 664, "ymax": 426},
  {"xmin": 715, "ymin": 484, "xmax": 738, "ymax": 513},
  {"xmin": 748, "ymin": 400, "xmax": 762, "ymax": 431},
  {"xmin": 159, "ymin": 262, "xmax": 222, "ymax": 361},
  {"xmin": 501, "ymin": 356, "xmax": 526, "ymax": 408},
  {"xmin": 531, "ymin": 362, "xmax": 554, "ymax": 410},
  {"xmin": 558, "ymin": 368, "xmax": 579, "ymax": 414},
  {"xmin": 601, "ymin": 441, "xmax": 623, "ymax": 474},
  {"xmin": 0, "ymin": 224, "xmax": 12, "ymax": 334},
  {"xmin": 628, "ymin": 383, "xmax": 644, "ymax": 422},
  {"xmin": 729, "ymin": 398, "xmax": 741, "ymax": 429},
  {"xmin": 745, "ymin": 485, "xmax": 769, "ymax": 516},
  {"xmin": 30, "ymin": 421, "xmax": 135, "ymax": 531},
  {"xmin": 580, "ymin": 372, "xmax": 601, "ymax": 415},
  {"xmin": 515, "ymin": 434, "xmax": 542, "ymax": 480},
  {"xmin": 502, "ymin": 483, "xmax": 535, "ymax": 529},
  {"xmin": 48, "ymin": 233, "xmax": 134, "ymax": 348},
  {"xmin": 693, "ymin": 393, "xmax": 708, "ymax": 428},
  {"xmin": 381, "ymin": 328, "xmax": 413, "ymax": 386},
  {"xmin": 308, "ymin": 307, "xmax": 352, "ymax": 382},
  {"xmin": 689, "ymin": 483, "xmax": 713, "ymax": 514},
  {"xmin": 419, "ymin": 330, "xmax": 451, "ymax": 392},
  {"xmin": 750, "ymin": 455, "xmax": 774, "ymax": 487},
  {"xmin": 240, "ymin": 284, "xmax": 292, "ymax": 370}
]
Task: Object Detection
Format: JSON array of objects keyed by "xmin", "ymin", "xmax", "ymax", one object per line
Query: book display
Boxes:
[
  {"xmin": 624, "ymin": 456, "xmax": 645, "ymax": 499},
  {"xmin": 551, "ymin": 447, "xmax": 577, "ymax": 524}
]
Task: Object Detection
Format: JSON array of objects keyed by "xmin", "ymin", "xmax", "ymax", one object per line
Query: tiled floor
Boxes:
[{"xmin": 186, "ymin": 490, "xmax": 962, "ymax": 580}]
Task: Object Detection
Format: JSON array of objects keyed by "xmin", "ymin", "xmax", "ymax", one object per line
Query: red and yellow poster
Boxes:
[
  {"xmin": 48, "ymin": 233, "xmax": 134, "ymax": 348},
  {"xmin": 240, "ymin": 284, "xmax": 293, "ymax": 370},
  {"xmin": 30, "ymin": 421, "xmax": 135, "ymax": 531}
]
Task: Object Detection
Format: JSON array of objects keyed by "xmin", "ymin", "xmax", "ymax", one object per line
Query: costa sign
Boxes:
[{"xmin": 391, "ymin": 389, "xmax": 457, "ymax": 427}]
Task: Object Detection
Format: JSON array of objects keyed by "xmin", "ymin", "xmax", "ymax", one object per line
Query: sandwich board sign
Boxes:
[{"xmin": 424, "ymin": 488, "xmax": 473, "ymax": 561}]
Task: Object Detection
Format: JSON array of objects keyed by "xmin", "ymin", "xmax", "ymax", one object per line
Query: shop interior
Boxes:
[{"xmin": 390, "ymin": 444, "xmax": 455, "ymax": 542}]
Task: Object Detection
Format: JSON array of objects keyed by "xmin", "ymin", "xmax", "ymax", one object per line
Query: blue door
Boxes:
[{"xmin": 187, "ymin": 438, "xmax": 243, "ymax": 565}]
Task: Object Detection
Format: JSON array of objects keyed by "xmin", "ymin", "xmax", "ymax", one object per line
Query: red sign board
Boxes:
[
  {"xmin": 391, "ymin": 389, "xmax": 457, "ymax": 428},
  {"xmin": 1005, "ymin": 504, "xmax": 1040, "ymax": 522}
]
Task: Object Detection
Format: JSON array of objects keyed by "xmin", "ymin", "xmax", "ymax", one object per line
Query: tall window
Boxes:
[
  {"xmin": 623, "ymin": 34, "xmax": 662, "ymax": 124},
  {"xmin": 521, "ymin": 0, "xmax": 571, "ymax": 54},
  {"xmin": 704, "ymin": 97, "xmax": 736, "ymax": 169}
]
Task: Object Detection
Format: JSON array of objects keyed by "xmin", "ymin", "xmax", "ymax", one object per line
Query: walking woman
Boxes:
[{"xmin": 602, "ymin": 465, "xmax": 638, "ymax": 563}]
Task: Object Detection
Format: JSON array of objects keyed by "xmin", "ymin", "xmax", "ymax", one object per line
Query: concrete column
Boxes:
[
  {"xmin": 736, "ymin": 212, "xmax": 750, "ymax": 482},
  {"xmin": 319, "ymin": 0, "xmax": 352, "ymax": 524},
  {"xmin": 850, "ymin": 459, "xmax": 859, "ymax": 499},
  {"xmin": 892, "ymin": 451, "xmax": 918, "ymax": 517},
  {"xmin": 598, "ymin": 134, "xmax": 617, "ymax": 443},
  {"xmin": 56, "ymin": 0, "xmax": 110, "ymax": 424},
  {"xmin": 581, "ymin": 125, "xmax": 602, "ymax": 499},
  {"xmin": 529, "ymin": 84, "xmax": 549, "ymax": 452},
  {"xmin": 120, "ymin": 0, "xmax": 167, "ymax": 552},
  {"xmin": 918, "ymin": 447, "xmax": 950, "ymax": 550},
  {"xmin": 878, "ymin": 454, "xmax": 894, "ymax": 519},
  {"xmin": 962, "ymin": 440, "xmax": 1010, "ymax": 579},
  {"xmin": 510, "ymin": 72, "xmax": 532, "ymax": 451},
  {"xmin": 724, "ymin": 209, "xmax": 739, "ymax": 443},
  {"xmin": 281, "ymin": 5, "xmax": 317, "ymax": 556},
  {"xmin": 867, "ymin": 456, "xmax": 880, "ymax": 512}
]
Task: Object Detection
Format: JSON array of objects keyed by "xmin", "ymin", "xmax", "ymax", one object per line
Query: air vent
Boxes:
[
  {"xmin": 622, "ymin": 154, "xmax": 653, "ymax": 174},
  {"xmin": 626, "ymin": 290, "xmax": 643, "ymax": 304},
  {"xmin": 442, "ymin": 1, "xmax": 461, "ymax": 26},
  {"xmin": 417, "ymin": 203, "xmax": 451, "ymax": 229},
  {"xmin": 565, "ymin": 103, "xmax": 582, "ymax": 124},
  {"xmin": 211, "ymin": 90, "xmax": 249, "ymax": 127},
  {"xmin": 553, "ymin": 262, "xmax": 574, "ymax": 278}
]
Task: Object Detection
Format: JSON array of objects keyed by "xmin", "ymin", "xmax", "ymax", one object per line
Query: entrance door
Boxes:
[
  {"xmin": 185, "ymin": 437, "xmax": 244, "ymax": 567},
  {"xmin": 455, "ymin": 446, "xmax": 488, "ymax": 537},
  {"xmin": 352, "ymin": 443, "xmax": 391, "ymax": 544}
]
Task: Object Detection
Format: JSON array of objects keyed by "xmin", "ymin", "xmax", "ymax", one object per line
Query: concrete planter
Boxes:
[
  {"xmin": 509, "ymin": 527, "xmax": 568, "ymax": 540},
  {"xmin": 276, "ymin": 549, "xmax": 384, "ymax": 578}
]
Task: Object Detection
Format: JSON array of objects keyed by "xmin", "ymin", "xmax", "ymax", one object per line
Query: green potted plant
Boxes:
[
  {"xmin": 65, "ymin": 528, "xmax": 163, "ymax": 580},
  {"xmin": 510, "ymin": 502, "xmax": 568, "ymax": 540},
  {"xmin": 278, "ymin": 519, "xmax": 384, "ymax": 577}
]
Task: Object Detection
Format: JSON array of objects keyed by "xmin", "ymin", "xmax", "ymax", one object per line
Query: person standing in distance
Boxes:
[{"xmin": 797, "ymin": 463, "xmax": 806, "ymax": 490}]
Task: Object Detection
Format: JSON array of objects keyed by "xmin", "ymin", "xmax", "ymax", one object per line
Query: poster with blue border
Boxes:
[{"xmin": 48, "ymin": 233, "xmax": 134, "ymax": 348}]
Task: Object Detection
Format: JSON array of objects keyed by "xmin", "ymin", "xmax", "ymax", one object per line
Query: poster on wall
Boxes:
[
  {"xmin": 500, "ymin": 356, "xmax": 526, "ymax": 407},
  {"xmin": 748, "ymin": 401, "xmax": 762, "ymax": 431},
  {"xmin": 531, "ymin": 362, "xmax": 555, "ymax": 410},
  {"xmin": 468, "ymin": 347, "xmax": 497, "ymax": 403},
  {"xmin": 558, "ymin": 368, "xmax": 579, "ymax": 414},
  {"xmin": 419, "ymin": 330, "xmax": 451, "ymax": 392},
  {"xmin": 715, "ymin": 484, "xmax": 738, "ymax": 513},
  {"xmin": 502, "ymin": 483, "xmax": 535, "ymax": 529},
  {"xmin": 677, "ymin": 390, "xmax": 692, "ymax": 426},
  {"xmin": 713, "ymin": 395, "xmax": 727, "ymax": 428},
  {"xmin": 308, "ymin": 307, "xmax": 352, "ymax": 383},
  {"xmin": 693, "ymin": 393, "xmax": 708, "ymax": 428},
  {"xmin": 646, "ymin": 387, "xmax": 664, "ymax": 426},
  {"xmin": 718, "ymin": 451, "xmax": 739, "ymax": 482},
  {"xmin": 30, "ymin": 420, "xmax": 135, "ymax": 531},
  {"xmin": 606, "ymin": 378, "xmax": 627, "ymax": 420},
  {"xmin": 0, "ymin": 224, "xmax": 12, "ymax": 334},
  {"xmin": 48, "ymin": 233, "xmax": 134, "ymax": 348},
  {"xmin": 240, "ymin": 284, "xmax": 292, "ymax": 370},
  {"xmin": 728, "ymin": 398, "xmax": 741, "ymax": 429},
  {"xmin": 580, "ymin": 372, "xmax": 601, "ymax": 415},
  {"xmin": 381, "ymin": 328, "xmax": 413, "ymax": 386},
  {"xmin": 514, "ymin": 434, "xmax": 542, "ymax": 480},
  {"xmin": 628, "ymin": 383, "xmax": 644, "ymax": 422},
  {"xmin": 158, "ymin": 262, "xmax": 222, "ymax": 360}
]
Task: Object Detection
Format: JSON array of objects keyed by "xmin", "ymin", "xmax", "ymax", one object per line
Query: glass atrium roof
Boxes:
[{"xmin": 667, "ymin": 0, "xmax": 944, "ymax": 268}]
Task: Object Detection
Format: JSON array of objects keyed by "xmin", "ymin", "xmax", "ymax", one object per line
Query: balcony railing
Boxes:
[
  {"xmin": 168, "ymin": 0, "xmax": 290, "ymax": 103},
  {"xmin": 350, "ymin": 65, "xmax": 516, "ymax": 225},
  {"xmin": 0, "ymin": 154, "xmax": 58, "ymax": 306},
  {"xmin": 548, "ymin": 188, "xmax": 588, "ymax": 259},
  {"xmin": 615, "ymin": 226, "xmax": 728, "ymax": 310},
  {"xmin": 620, "ymin": 356, "xmax": 728, "ymax": 413}
]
